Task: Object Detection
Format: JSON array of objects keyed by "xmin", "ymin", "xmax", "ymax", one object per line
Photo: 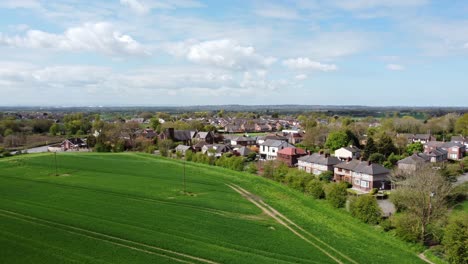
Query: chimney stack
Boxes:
[
  {"xmin": 325, "ymin": 153, "xmax": 330, "ymax": 158},
  {"xmin": 346, "ymin": 157, "xmax": 352, "ymax": 162},
  {"xmin": 367, "ymin": 160, "xmax": 371, "ymax": 166},
  {"xmin": 319, "ymin": 150, "xmax": 324, "ymax": 155}
]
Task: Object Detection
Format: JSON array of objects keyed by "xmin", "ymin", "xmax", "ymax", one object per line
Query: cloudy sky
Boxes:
[{"xmin": 0, "ymin": 0, "xmax": 467, "ymax": 106}]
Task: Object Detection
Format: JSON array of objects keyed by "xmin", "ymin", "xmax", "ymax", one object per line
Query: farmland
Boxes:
[{"xmin": 0, "ymin": 153, "xmax": 423, "ymax": 264}]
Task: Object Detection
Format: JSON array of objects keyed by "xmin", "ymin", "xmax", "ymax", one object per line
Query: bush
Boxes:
[
  {"xmin": 442, "ymin": 213, "xmax": 468, "ymax": 264},
  {"xmin": 306, "ymin": 179, "xmax": 325, "ymax": 199},
  {"xmin": 246, "ymin": 163, "xmax": 258, "ymax": 174},
  {"xmin": 349, "ymin": 195, "xmax": 382, "ymax": 224},
  {"xmin": 273, "ymin": 162, "xmax": 289, "ymax": 182},
  {"xmin": 283, "ymin": 170, "xmax": 311, "ymax": 192},
  {"xmin": 325, "ymin": 182, "xmax": 348, "ymax": 208},
  {"xmin": 392, "ymin": 213, "xmax": 421, "ymax": 243},
  {"xmin": 369, "ymin": 188, "xmax": 378, "ymax": 195},
  {"xmin": 318, "ymin": 171, "xmax": 334, "ymax": 182}
]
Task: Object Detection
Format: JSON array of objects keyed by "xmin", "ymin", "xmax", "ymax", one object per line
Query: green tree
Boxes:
[
  {"xmin": 273, "ymin": 162, "xmax": 289, "ymax": 182},
  {"xmin": 149, "ymin": 117, "xmax": 161, "ymax": 132},
  {"xmin": 325, "ymin": 182, "xmax": 348, "ymax": 208},
  {"xmin": 325, "ymin": 131, "xmax": 349, "ymax": 151},
  {"xmin": 369, "ymin": 153, "xmax": 386, "ymax": 164},
  {"xmin": 455, "ymin": 113, "xmax": 468, "ymax": 136},
  {"xmin": 306, "ymin": 179, "xmax": 325, "ymax": 199},
  {"xmin": 376, "ymin": 134, "xmax": 397, "ymax": 158},
  {"xmin": 442, "ymin": 213, "xmax": 468, "ymax": 264},
  {"xmin": 349, "ymin": 195, "xmax": 382, "ymax": 224},
  {"xmin": 49, "ymin": 123, "xmax": 59, "ymax": 136},
  {"xmin": 406, "ymin": 142, "xmax": 424, "ymax": 155},
  {"xmin": 362, "ymin": 137, "xmax": 377, "ymax": 160},
  {"xmin": 158, "ymin": 139, "xmax": 173, "ymax": 157}
]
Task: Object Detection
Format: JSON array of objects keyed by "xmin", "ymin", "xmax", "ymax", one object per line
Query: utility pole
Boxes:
[
  {"xmin": 183, "ymin": 159, "xmax": 186, "ymax": 194},
  {"xmin": 54, "ymin": 151, "xmax": 58, "ymax": 176}
]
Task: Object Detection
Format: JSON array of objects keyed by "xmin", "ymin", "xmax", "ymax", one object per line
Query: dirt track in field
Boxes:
[{"xmin": 226, "ymin": 183, "xmax": 359, "ymax": 264}]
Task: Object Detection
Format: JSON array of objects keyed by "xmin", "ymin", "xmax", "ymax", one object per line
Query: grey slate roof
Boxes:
[
  {"xmin": 260, "ymin": 139, "xmax": 293, "ymax": 148},
  {"xmin": 237, "ymin": 146, "xmax": 252, "ymax": 156},
  {"xmin": 334, "ymin": 159, "xmax": 390, "ymax": 175},
  {"xmin": 298, "ymin": 153, "xmax": 341, "ymax": 166},
  {"xmin": 343, "ymin": 146, "xmax": 361, "ymax": 153},
  {"xmin": 397, "ymin": 153, "xmax": 430, "ymax": 165}
]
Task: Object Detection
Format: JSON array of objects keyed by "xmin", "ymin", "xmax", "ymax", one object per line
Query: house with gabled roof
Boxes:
[
  {"xmin": 259, "ymin": 139, "xmax": 294, "ymax": 160},
  {"xmin": 277, "ymin": 147, "xmax": 307, "ymax": 167},
  {"xmin": 424, "ymin": 141, "xmax": 465, "ymax": 160},
  {"xmin": 195, "ymin": 131, "xmax": 215, "ymax": 144},
  {"xmin": 61, "ymin": 138, "xmax": 87, "ymax": 151},
  {"xmin": 334, "ymin": 146, "xmax": 361, "ymax": 161},
  {"xmin": 298, "ymin": 152, "xmax": 341, "ymax": 175},
  {"xmin": 397, "ymin": 153, "xmax": 430, "ymax": 171},
  {"xmin": 334, "ymin": 159, "xmax": 391, "ymax": 192},
  {"xmin": 159, "ymin": 128, "xmax": 196, "ymax": 146}
]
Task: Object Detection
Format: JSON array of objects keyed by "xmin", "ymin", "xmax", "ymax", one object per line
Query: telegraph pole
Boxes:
[
  {"xmin": 54, "ymin": 151, "xmax": 58, "ymax": 176},
  {"xmin": 183, "ymin": 159, "xmax": 186, "ymax": 194}
]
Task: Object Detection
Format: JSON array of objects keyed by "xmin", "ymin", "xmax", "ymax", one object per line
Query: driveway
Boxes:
[{"xmin": 454, "ymin": 172, "xmax": 468, "ymax": 186}]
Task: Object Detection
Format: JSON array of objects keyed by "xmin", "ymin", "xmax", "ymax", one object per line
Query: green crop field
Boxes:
[{"xmin": 0, "ymin": 153, "xmax": 424, "ymax": 264}]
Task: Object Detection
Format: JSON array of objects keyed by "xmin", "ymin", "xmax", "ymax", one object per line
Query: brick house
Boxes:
[
  {"xmin": 334, "ymin": 160, "xmax": 391, "ymax": 192},
  {"xmin": 277, "ymin": 147, "xmax": 307, "ymax": 167},
  {"xmin": 298, "ymin": 153, "xmax": 341, "ymax": 175}
]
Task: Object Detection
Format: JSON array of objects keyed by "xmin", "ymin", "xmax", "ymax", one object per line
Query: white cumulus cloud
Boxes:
[
  {"xmin": 167, "ymin": 39, "xmax": 276, "ymax": 70},
  {"xmin": 120, "ymin": 0, "xmax": 149, "ymax": 15},
  {"xmin": 0, "ymin": 22, "xmax": 148, "ymax": 56},
  {"xmin": 386, "ymin": 64, "xmax": 405, "ymax": 71},
  {"xmin": 295, "ymin": 74, "xmax": 308, "ymax": 80},
  {"xmin": 283, "ymin": 57, "xmax": 338, "ymax": 72}
]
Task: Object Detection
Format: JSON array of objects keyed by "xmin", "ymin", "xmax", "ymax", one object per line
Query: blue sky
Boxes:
[{"xmin": 0, "ymin": 0, "xmax": 467, "ymax": 106}]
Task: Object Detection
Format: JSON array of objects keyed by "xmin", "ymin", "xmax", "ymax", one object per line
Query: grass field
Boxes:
[{"xmin": 0, "ymin": 153, "xmax": 424, "ymax": 264}]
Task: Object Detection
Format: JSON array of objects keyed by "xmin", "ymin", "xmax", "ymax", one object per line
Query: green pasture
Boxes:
[{"xmin": 0, "ymin": 153, "xmax": 423, "ymax": 263}]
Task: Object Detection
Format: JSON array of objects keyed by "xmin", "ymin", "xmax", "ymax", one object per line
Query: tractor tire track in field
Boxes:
[
  {"xmin": 0, "ymin": 209, "xmax": 219, "ymax": 264},
  {"xmin": 226, "ymin": 183, "xmax": 357, "ymax": 264},
  {"xmin": 0, "ymin": 174, "xmax": 231, "ymax": 217}
]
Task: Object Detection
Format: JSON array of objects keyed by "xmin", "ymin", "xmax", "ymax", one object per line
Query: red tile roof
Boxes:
[{"xmin": 278, "ymin": 147, "xmax": 306, "ymax": 156}]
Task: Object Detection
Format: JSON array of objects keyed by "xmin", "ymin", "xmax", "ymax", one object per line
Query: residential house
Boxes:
[
  {"xmin": 334, "ymin": 160, "xmax": 391, "ymax": 192},
  {"xmin": 277, "ymin": 147, "xmax": 307, "ymax": 167},
  {"xmin": 259, "ymin": 139, "xmax": 294, "ymax": 160},
  {"xmin": 202, "ymin": 144, "xmax": 232, "ymax": 157},
  {"xmin": 175, "ymin": 145, "xmax": 193, "ymax": 155},
  {"xmin": 424, "ymin": 141, "xmax": 465, "ymax": 160},
  {"xmin": 159, "ymin": 128, "xmax": 196, "ymax": 146},
  {"xmin": 255, "ymin": 123, "xmax": 272, "ymax": 132},
  {"xmin": 286, "ymin": 132, "xmax": 303, "ymax": 145},
  {"xmin": 334, "ymin": 146, "xmax": 361, "ymax": 161},
  {"xmin": 195, "ymin": 131, "xmax": 215, "ymax": 144},
  {"xmin": 61, "ymin": 138, "xmax": 87, "ymax": 151},
  {"xmin": 230, "ymin": 136, "xmax": 256, "ymax": 147},
  {"xmin": 193, "ymin": 141, "xmax": 209, "ymax": 152},
  {"xmin": 397, "ymin": 153, "xmax": 430, "ymax": 171},
  {"xmin": 142, "ymin": 128, "xmax": 157, "ymax": 139},
  {"xmin": 298, "ymin": 153, "xmax": 341, "ymax": 175},
  {"xmin": 235, "ymin": 146, "xmax": 253, "ymax": 157},
  {"xmin": 451, "ymin": 135, "xmax": 468, "ymax": 149}
]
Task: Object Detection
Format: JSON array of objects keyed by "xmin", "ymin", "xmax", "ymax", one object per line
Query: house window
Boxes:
[
  {"xmin": 354, "ymin": 179, "xmax": 360, "ymax": 185},
  {"xmin": 360, "ymin": 181, "xmax": 369, "ymax": 188},
  {"xmin": 338, "ymin": 168, "xmax": 342, "ymax": 172},
  {"xmin": 272, "ymin": 149, "xmax": 275, "ymax": 153},
  {"xmin": 449, "ymin": 154, "xmax": 458, "ymax": 159}
]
